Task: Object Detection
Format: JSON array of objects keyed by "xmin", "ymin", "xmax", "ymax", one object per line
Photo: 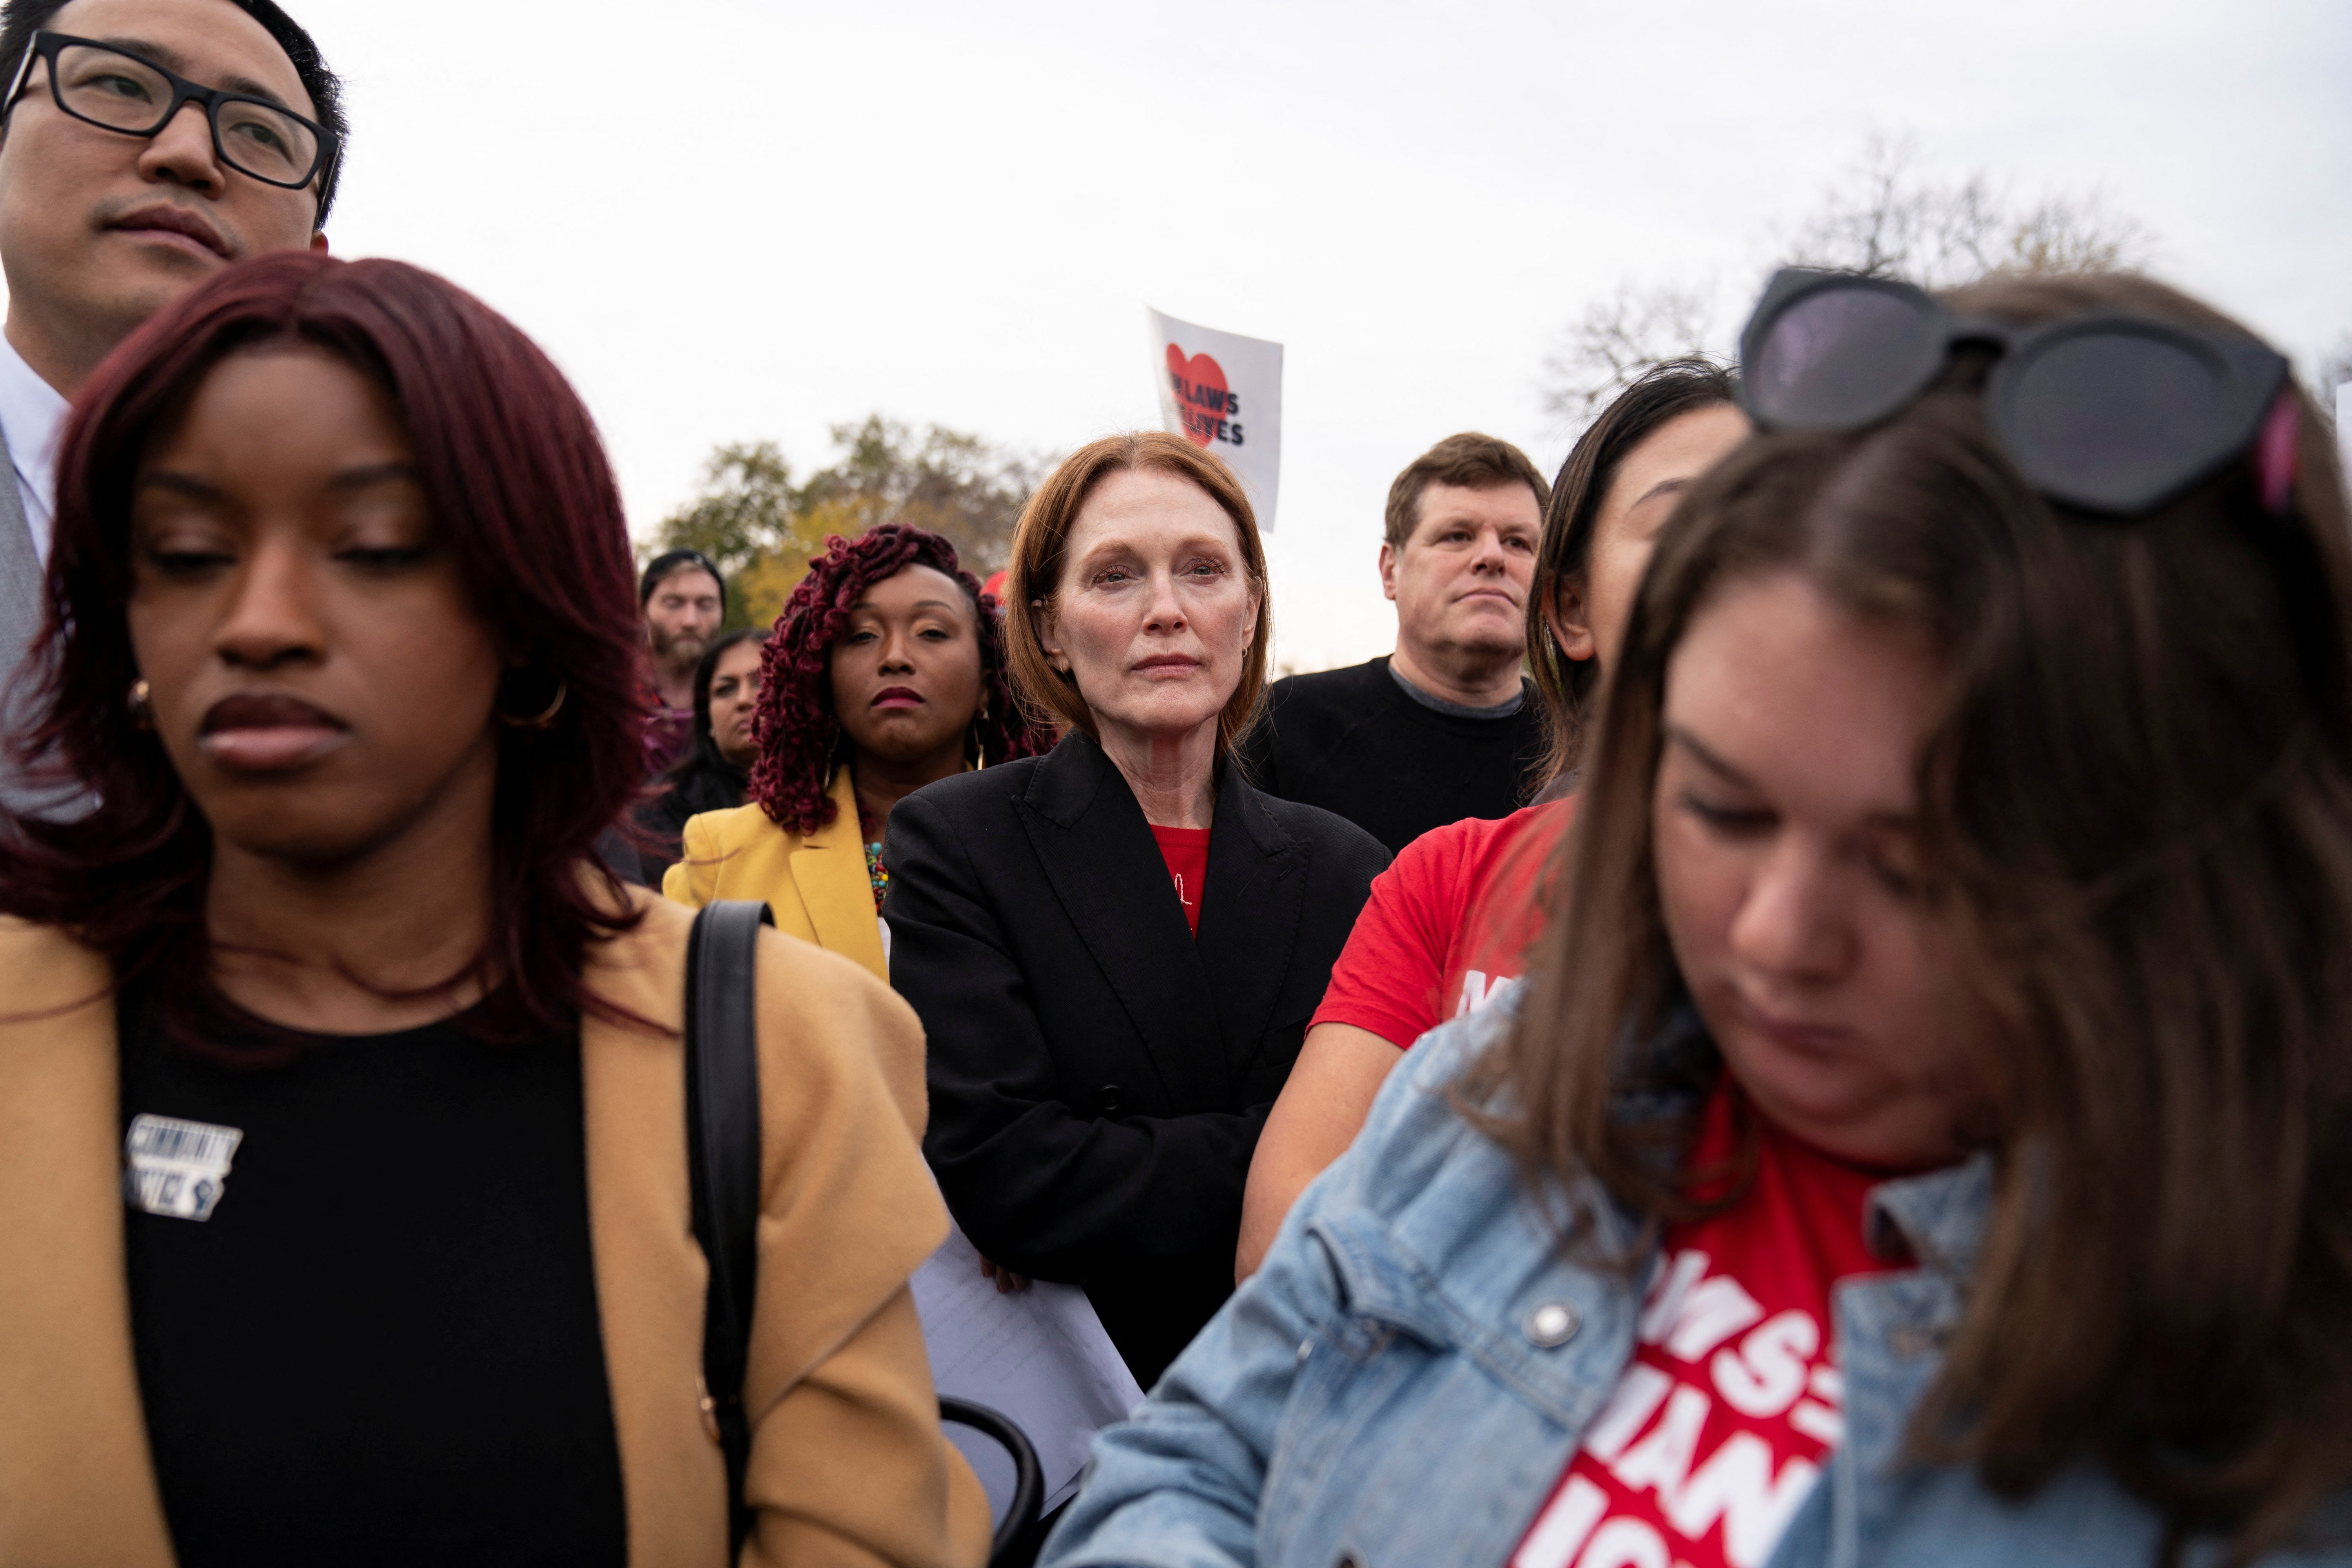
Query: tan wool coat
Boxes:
[{"xmin": 0, "ymin": 889, "xmax": 990, "ymax": 1568}]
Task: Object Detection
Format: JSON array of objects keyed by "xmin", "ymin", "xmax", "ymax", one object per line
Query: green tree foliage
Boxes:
[
  {"xmin": 796, "ymin": 415, "xmax": 1044, "ymax": 580},
  {"xmin": 646, "ymin": 441, "xmax": 807, "ymax": 631},
  {"xmin": 646, "ymin": 418, "xmax": 1043, "ymax": 632}
]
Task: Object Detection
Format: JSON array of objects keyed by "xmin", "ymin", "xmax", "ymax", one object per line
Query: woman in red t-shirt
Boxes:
[{"xmin": 1238, "ymin": 361, "xmax": 1750, "ymax": 1276}]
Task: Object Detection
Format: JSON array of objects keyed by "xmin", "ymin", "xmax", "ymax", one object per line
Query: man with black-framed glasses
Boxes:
[{"xmin": 0, "ymin": 0, "xmax": 344, "ymax": 813}]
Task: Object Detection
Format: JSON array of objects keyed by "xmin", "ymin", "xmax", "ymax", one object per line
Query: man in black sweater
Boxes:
[{"xmin": 1237, "ymin": 432, "xmax": 1549, "ymax": 853}]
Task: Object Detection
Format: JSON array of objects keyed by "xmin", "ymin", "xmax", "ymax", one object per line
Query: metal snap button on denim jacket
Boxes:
[{"xmin": 1042, "ymin": 985, "xmax": 2352, "ymax": 1568}]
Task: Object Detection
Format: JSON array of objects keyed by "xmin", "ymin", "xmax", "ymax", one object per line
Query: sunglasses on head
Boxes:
[{"xmin": 1736, "ymin": 268, "xmax": 2294, "ymax": 518}]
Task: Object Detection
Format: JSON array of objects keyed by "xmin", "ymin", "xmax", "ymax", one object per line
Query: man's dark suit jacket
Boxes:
[{"xmin": 884, "ymin": 730, "xmax": 1388, "ymax": 1385}]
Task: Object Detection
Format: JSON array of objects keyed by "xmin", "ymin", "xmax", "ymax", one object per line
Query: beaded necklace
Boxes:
[{"xmin": 856, "ymin": 805, "xmax": 890, "ymax": 912}]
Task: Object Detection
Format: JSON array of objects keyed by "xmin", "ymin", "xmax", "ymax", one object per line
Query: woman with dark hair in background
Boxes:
[
  {"xmin": 663, "ymin": 523, "xmax": 1049, "ymax": 981},
  {"xmin": 631, "ymin": 625, "xmax": 766, "ymax": 886},
  {"xmin": 1236, "ymin": 360, "xmax": 1748, "ymax": 1275},
  {"xmin": 885, "ymin": 432, "xmax": 1388, "ymax": 1385},
  {"xmin": 1048, "ymin": 269, "xmax": 2352, "ymax": 1567},
  {"xmin": 0, "ymin": 253, "xmax": 985, "ymax": 1567}
]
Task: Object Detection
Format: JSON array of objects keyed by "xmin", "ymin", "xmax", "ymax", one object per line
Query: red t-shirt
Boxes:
[
  {"xmin": 1310, "ymin": 799, "xmax": 1573, "ymax": 1047},
  {"xmin": 1506, "ymin": 1086, "xmax": 1904, "ymax": 1568},
  {"xmin": 1151, "ymin": 825, "xmax": 1212, "ymax": 936}
]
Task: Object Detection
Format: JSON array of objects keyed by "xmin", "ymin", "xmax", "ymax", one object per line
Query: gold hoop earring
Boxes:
[
  {"xmin": 497, "ymin": 679, "xmax": 568, "ymax": 730},
  {"xmin": 127, "ymin": 677, "xmax": 153, "ymax": 731}
]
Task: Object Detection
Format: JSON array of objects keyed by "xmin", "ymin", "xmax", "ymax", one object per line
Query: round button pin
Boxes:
[{"xmin": 1524, "ymin": 1301, "xmax": 1580, "ymax": 1348}]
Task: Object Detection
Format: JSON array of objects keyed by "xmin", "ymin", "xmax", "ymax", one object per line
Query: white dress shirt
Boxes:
[{"xmin": 0, "ymin": 331, "xmax": 67, "ymax": 566}]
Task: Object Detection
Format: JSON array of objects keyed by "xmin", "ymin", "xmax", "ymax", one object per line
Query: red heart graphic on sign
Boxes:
[{"xmin": 1166, "ymin": 344, "xmax": 1228, "ymax": 449}]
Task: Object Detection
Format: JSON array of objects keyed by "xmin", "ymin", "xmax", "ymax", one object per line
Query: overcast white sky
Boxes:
[{"xmin": 297, "ymin": 0, "xmax": 2350, "ymax": 670}]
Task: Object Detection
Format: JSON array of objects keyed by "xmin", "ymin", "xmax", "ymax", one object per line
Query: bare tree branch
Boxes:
[
  {"xmin": 1780, "ymin": 132, "xmax": 2152, "ymax": 287},
  {"xmin": 1539, "ymin": 281, "xmax": 1717, "ymax": 434},
  {"xmin": 2005, "ymin": 191, "xmax": 2154, "ymax": 278},
  {"xmin": 1537, "ymin": 134, "xmax": 2164, "ymax": 434}
]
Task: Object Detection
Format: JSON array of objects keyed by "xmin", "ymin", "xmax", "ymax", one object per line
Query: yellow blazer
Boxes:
[
  {"xmin": 0, "ymin": 889, "xmax": 988, "ymax": 1568},
  {"xmin": 665, "ymin": 766, "xmax": 887, "ymax": 983}
]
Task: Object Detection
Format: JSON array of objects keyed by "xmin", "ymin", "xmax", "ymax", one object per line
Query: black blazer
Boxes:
[{"xmin": 883, "ymin": 730, "xmax": 1388, "ymax": 1383}]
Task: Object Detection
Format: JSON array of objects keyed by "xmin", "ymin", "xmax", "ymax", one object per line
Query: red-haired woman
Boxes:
[
  {"xmin": 0, "ymin": 253, "xmax": 986, "ymax": 1567},
  {"xmin": 663, "ymin": 523, "xmax": 1049, "ymax": 982},
  {"xmin": 885, "ymin": 434, "xmax": 1390, "ymax": 1386}
]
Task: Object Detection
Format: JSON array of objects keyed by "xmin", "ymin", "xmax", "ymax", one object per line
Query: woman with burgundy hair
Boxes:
[
  {"xmin": 663, "ymin": 523, "xmax": 1049, "ymax": 982},
  {"xmin": 0, "ymin": 253, "xmax": 985, "ymax": 1567}
]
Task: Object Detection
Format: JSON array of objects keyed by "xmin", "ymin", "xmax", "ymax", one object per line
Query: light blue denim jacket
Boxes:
[{"xmin": 1042, "ymin": 987, "xmax": 2350, "ymax": 1568}]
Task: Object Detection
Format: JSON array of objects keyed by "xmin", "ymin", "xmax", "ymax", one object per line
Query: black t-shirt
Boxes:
[
  {"xmin": 1234, "ymin": 655, "xmax": 1545, "ymax": 853},
  {"xmin": 118, "ymin": 994, "xmax": 626, "ymax": 1567}
]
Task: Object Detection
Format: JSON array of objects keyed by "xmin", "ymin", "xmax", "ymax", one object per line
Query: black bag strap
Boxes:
[
  {"xmin": 939, "ymin": 1397, "xmax": 1046, "ymax": 1566},
  {"xmin": 685, "ymin": 899, "xmax": 773, "ymax": 1555}
]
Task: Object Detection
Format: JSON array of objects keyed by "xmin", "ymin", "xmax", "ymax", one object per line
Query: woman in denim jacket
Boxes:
[{"xmin": 1043, "ymin": 270, "xmax": 2352, "ymax": 1568}]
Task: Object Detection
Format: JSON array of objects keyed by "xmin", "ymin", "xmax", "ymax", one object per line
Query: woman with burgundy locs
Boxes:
[
  {"xmin": 662, "ymin": 523, "xmax": 1050, "ymax": 984},
  {"xmin": 883, "ymin": 432, "xmax": 1390, "ymax": 1386},
  {"xmin": 0, "ymin": 253, "xmax": 986, "ymax": 1568}
]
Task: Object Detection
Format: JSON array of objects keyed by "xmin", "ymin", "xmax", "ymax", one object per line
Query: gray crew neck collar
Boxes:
[{"xmin": 1387, "ymin": 659, "xmax": 1526, "ymax": 720}]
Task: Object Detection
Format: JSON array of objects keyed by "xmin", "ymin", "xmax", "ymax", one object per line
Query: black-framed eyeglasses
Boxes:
[
  {"xmin": 1737, "ymin": 267, "xmax": 2291, "ymax": 517},
  {"xmin": 4, "ymin": 31, "xmax": 337, "ymax": 197}
]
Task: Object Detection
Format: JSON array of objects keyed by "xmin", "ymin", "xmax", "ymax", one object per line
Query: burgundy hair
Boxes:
[
  {"xmin": 746, "ymin": 523, "xmax": 1051, "ymax": 835},
  {"xmin": 0, "ymin": 251, "xmax": 648, "ymax": 1044}
]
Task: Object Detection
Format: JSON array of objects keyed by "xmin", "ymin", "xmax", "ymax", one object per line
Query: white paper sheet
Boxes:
[{"xmin": 914, "ymin": 1221, "xmax": 1145, "ymax": 1516}]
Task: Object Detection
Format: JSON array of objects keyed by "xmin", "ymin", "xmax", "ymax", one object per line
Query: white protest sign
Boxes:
[{"xmin": 1148, "ymin": 307, "xmax": 1283, "ymax": 529}]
